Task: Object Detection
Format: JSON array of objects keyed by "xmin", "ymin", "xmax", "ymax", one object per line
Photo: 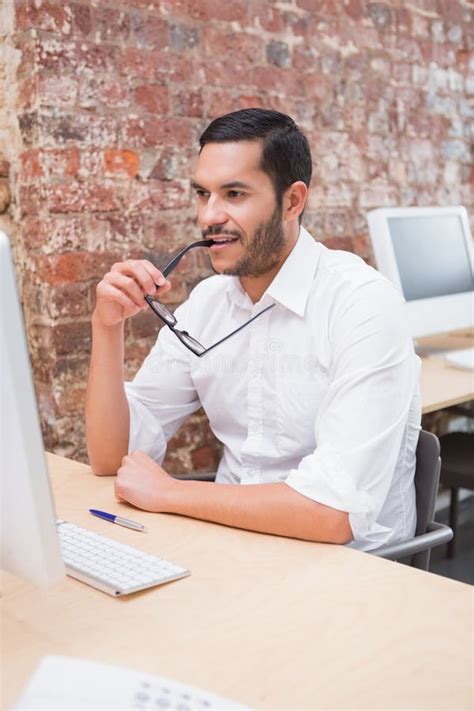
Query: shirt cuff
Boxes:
[
  {"xmin": 285, "ymin": 447, "xmax": 372, "ymax": 543},
  {"xmin": 125, "ymin": 384, "xmax": 167, "ymax": 464}
]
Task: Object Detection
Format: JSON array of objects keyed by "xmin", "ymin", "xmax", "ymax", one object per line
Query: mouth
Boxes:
[{"xmin": 208, "ymin": 236, "xmax": 240, "ymax": 251}]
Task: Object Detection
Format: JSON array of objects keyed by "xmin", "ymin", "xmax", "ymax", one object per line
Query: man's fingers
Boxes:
[
  {"xmin": 103, "ymin": 272, "xmax": 148, "ymax": 308},
  {"xmin": 141, "ymin": 260, "xmax": 169, "ymax": 289},
  {"xmin": 111, "ymin": 260, "xmax": 160, "ymax": 295},
  {"xmin": 107, "ymin": 259, "xmax": 172, "ymax": 304},
  {"xmin": 96, "ymin": 282, "xmax": 142, "ymax": 313},
  {"xmin": 114, "ymin": 478, "xmax": 125, "ymax": 501}
]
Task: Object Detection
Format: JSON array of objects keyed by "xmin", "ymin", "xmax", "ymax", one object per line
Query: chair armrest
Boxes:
[
  {"xmin": 170, "ymin": 472, "xmax": 217, "ymax": 482},
  {"xmin": 371, "ymin": 522, "xmax": 453, "ymax": 560}
]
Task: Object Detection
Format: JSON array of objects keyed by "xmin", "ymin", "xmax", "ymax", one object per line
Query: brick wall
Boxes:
[{"xmin": 3, "ymin": 0, "xmax": 473, "ymax": 472}]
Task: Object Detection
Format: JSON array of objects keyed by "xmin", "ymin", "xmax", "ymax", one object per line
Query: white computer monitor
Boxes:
[
  {"xmin": 0, "ymin": 231, "xmax": 65, "ymax": 587},
  {"xmin": 367, "ymin": 206, "xmax": 474, "ymax": 340}
]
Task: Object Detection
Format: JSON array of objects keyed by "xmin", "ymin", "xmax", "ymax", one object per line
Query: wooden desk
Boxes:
[
  {"xmin": 420, "ymin": 329, "xmax": 474, "ymax": 414},
  {"xmin": 2, "ymin": 454, "xmax": 473, "ymax": 709}
]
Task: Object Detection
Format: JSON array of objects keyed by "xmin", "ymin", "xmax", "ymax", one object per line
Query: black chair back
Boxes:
[{"xmin": 411, "ymin": 430, "xmax": 441, "ymax": 569}]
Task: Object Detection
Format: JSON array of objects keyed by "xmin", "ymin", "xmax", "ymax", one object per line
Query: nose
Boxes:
[{"xmin": 199, "ymin": 194, "xmax": 228, "ymax": 229}]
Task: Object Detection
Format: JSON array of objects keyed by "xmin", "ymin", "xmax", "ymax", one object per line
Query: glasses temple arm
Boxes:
[
  {"xmin": 162, "ymin": 239, "xmax": 214, "ymax": 278},
  {"xmin": 200, "ymin": 303, "xmax": 275, "ymax": 356}
]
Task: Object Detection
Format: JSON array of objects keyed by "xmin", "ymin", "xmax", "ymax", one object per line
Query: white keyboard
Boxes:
[{"xmin": 57, "ymin": 520, "xmax": 190, "ymax": 597}]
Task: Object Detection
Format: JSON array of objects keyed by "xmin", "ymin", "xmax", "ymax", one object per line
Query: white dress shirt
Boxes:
[{"xmin": 125, "ymin": 227, "xmax": 421, "ymax": 551}]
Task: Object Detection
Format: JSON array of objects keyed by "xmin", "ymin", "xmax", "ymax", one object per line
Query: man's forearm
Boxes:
[
  {"xmin": 162, "ymin": 479, "xmax": 353, "ymax": 544},
  {"xmin": 85, "ymin": 317, "xmax": 130, "ymax": 475}
]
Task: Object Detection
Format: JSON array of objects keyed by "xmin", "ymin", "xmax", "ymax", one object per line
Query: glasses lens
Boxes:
[
  {"xmin": 176, "ymin": 330, "xmax": 206, "ymax": 355},
  {"xmin": 147, "ymin": 299, "xmax": 177, "ymax": 326}
]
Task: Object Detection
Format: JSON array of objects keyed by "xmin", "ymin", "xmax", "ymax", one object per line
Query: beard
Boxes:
[{"xmin": 205, "ymin": 206, "xmax": 286, "ymax": 278}]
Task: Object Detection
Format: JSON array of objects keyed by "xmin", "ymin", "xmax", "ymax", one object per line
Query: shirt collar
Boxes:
[
  {"xmin": 265, "ymin": 226, "xmax": 321, "ymax": 317},
  {"xmin": 225, "ymin": 226, "xmax": 321, "ymax": 317}
]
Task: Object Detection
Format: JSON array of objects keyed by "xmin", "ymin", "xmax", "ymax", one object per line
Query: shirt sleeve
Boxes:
[
  {"xmin": 285, "ymin": 278, "xmax": 420, "ymax": 542},
  {"xmin": 124, "ymin": 300, "xmax": 201, "ymax": 464}
]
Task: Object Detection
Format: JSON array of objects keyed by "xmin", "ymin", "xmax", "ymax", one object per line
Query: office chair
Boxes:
[
  {"xmin": 438, "ymin": 431, "xmax": 474, "ymax": 558},
  {"xmin": 371, "ymin": 430, "xmax": 453, "ymax": 570},
  {"xmin": 177, "ymin": 430, "xmax": 453, "ymax": 571}
]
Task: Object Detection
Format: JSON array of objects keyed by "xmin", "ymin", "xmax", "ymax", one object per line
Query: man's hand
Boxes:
[
  {"xmin": 94, "ymin": 259, "xmax": 172, "ymax": 328},
  {"xmin": 115, "ymin": 451, "xmax": 176, "ymax": 512}
]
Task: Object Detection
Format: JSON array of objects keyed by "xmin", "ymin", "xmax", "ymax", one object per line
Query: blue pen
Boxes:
[{"xmin": 89, "ymin": 509, "xmax": 146, "ymax": 532}]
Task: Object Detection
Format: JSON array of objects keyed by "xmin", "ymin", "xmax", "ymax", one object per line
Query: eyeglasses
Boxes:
[{"xmin": 144, "ymin": 239, "xmax": 275, "ymax": 357}]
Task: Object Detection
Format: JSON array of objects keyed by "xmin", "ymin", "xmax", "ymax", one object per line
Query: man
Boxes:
[{"xmin": 86, "ymin": 108, "xmax": 421, "ymax": 550}]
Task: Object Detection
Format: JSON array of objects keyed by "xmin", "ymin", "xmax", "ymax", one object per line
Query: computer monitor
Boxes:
[
  {"xmin": 367, "ymin": 206, "xmax": 474, "ymax": 340},
  {"xmin": 0, "ymin": 231, "xmax": 65, "ymax": 587}
]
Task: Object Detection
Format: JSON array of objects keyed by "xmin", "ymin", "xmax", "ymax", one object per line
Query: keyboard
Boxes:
[{"xmin": 57, "ymin": 520, "xmax": 190, "ymax": 596}]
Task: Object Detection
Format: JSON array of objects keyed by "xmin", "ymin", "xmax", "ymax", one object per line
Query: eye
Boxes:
[
  {"xmin": 227, "ymin": 190, "xmax": 245, "ymax": 199},
  {"xmin": 195, "ymin": 189, "xmax": 209, "ymax": 199}
]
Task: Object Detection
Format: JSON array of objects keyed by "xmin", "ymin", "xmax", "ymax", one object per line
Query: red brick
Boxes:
[
  {"xmin": 20, "ymin": 149, "xmax": 43, "ymax": 179},
  {"xmin": 202, "ymin": 27, "xmax": 264, "ymax": 63},
  {"xmin": 19, "ymin": 184, "xmax": 44, "ymax": 216},
  {"xmin": 23, "ymin": 281, "xmax": 92, "ymax": 319},
  {"xmin": 201, "ymin": 57, "xmax": 251, "ymax": 88},
  {"xmin": 15, "ymin": 0, "xmax": 72, "ymax": 34},
  {"xmin": 323, "ymin": 237, "xmax": 354, "ymax": 252},
  {"xmin": 52, "ymin": 322, "xmax": 92, "ymax": 357},
  {"xmin": 127, "ymin": 0, "xmax": 163, "ymax": 9},
  {"xmin": 127, "ymin": 180, "xmax": 190, "ymax": 211},
  {"xmin": 132, "ymin": 85, "xmax": 170, "ymax": 114},
  {"xmin": 122, "ymin": 117, "xmax": 195, "ymax": 148},
  {"xmin": 39, "ymin": 113, "xmax": 119, "ymax": 147},
  {"xmin": 119, "ymin": 48, "xmax": 191, "ymax": 83},
  {"xmin": 96, "ymin": 7, "xmax": 131, "ymax": 42},
  {"xmin": 129, "ymin": 310, "xmax": 161, "ymax": 340},
  {"xmin": 437, "ymin": 0, "xmax": 471, "ymax": 23},
  {"xmin": 71, "ymin": 3, "xmax": 93, "ymax": 36},
  {"xmin": 249, "ymin": 4, "xmax": 286, "ymax": 33},
  {"xmin": 206, "ymin": 90, "xmax": 236, "ymax": 119},
  {"xmin": 36, "ymin": 37, "xmax": 118, "ymax": 74},
  {"xmin": 171, "ymin": 90, "xmax": 204, "ymax": 118},
  {"xmin": 191, "ymin": 445, "xmax": 219, "ymax": 471},
  {"xmin": 104, "ymin": 149, "xmax": 139, "ymax": 178},
  {"xmin": 42, "ymin": 147, "xmax": 81, "ymax": 178},
  {"xmin": 186, "ymin": 0, "xmax": 247, "ymax": 23},
  {"xmin": 143, "ymin": 215, "xmax": 198, "ymax": 251},
  {"xmin": 38, "ymin": 74, "xmax": 78, "ymax": 107},
  {"xmin": 54, "ymin": 383, "xmax": 87, "ymax": 412},
  {"xmin": 33, "ymin": 251, "xmax": 113, "ymax": 286},
  {"xmin": 342, "ymin": 0, "xmax": 363, "ymax": 20},
  {"xmin": 235, "ymin": 95, "xmax": 265, "ymax": 111},
  {"xmin": 46, "ymin": 182, "xmax": 123, "ymax": 213},
  {"xmin": 17, "ymin": 76, "xmax": 38, "ymax": 110},
  {"xmin": 101, "ymin": 80, "xmax": 129, "ymax": 109},
  {"xmin": 250, "ymin": 65, "xmax": 302, "ymax": 95},
  {"xmin": 130, "ymin": 13, "xmax": 168, "ymax": 49}
]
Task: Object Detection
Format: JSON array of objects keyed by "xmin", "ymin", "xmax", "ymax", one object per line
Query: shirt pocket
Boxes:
[{"xmin": 276, "ymin": 372, "xmax": 328, "ymax": 457}]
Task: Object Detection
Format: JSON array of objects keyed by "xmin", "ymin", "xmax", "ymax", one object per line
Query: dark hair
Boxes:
[{"xmin": 199, "ymin": 108, "xmax": 312, "ymax": 219}]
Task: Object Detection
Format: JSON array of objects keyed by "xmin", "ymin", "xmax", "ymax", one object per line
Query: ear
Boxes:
[{"xmin": 282, "ymin": 181, "xmax": 308, "ymax": 222}]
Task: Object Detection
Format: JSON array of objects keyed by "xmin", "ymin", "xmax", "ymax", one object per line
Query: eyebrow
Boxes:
[{"xmin": 191, "ymin": 180, "xmax": 252, "ymax": 191}]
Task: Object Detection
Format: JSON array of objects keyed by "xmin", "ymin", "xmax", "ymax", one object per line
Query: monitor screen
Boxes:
[
  {"xmin": 387, "ymin": 215, "xmax": 474, "ymax": 302},
  {"xmin": 1, "ymin": 231, "xmax": 65, "ymax": 587}
]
